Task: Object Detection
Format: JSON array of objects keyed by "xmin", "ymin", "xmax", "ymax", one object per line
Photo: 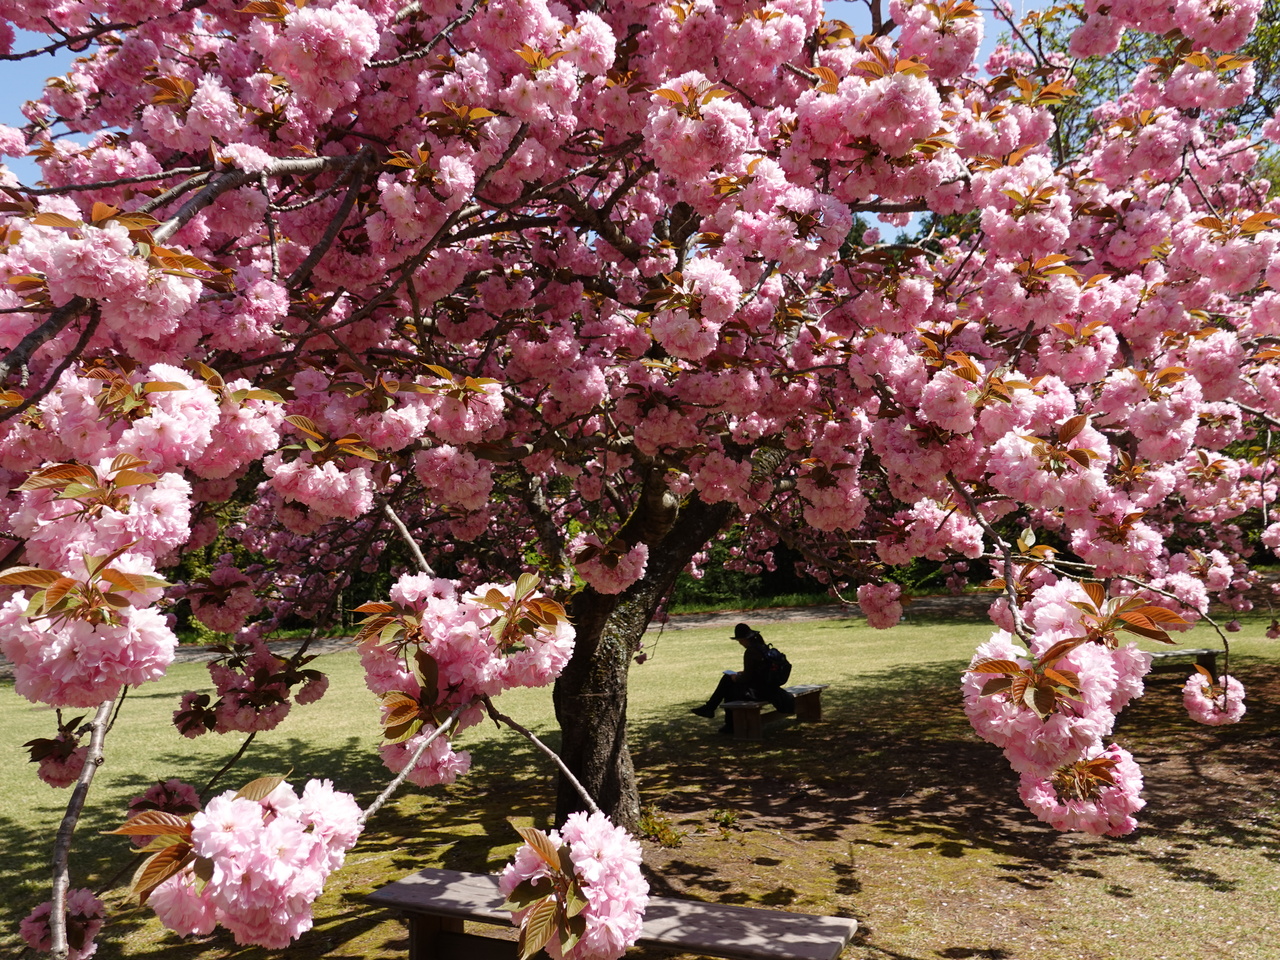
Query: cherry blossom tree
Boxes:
[{"xmin": 1, "ymin": 0, "xmax": 1277, "ymax": 953}]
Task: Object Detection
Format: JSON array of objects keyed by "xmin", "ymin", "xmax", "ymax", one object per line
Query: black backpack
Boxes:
[{"xmin": 761, "ymin": 644, "xmax": 792, "ymax": 687}]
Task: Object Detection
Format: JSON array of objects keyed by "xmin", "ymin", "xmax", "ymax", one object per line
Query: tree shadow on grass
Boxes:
[
  {"xmin": 627, "ymin": 654, "xmax": 1280, "ymax": 925},
  {"xmin": 7, "ymin": 652, "xmax": 1277, "ymax": 960}
]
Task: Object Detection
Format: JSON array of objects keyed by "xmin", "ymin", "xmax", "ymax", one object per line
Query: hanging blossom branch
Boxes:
[
  {"xmin": 48, "ymin": 699, "xmax": 114, "ymax": 960},
  {"xmin": 482, "ymin": 698, "xmax": 601, "ymax": 816},
  {"xmin": 947, "ymin": 473, "xmax": 1033, "ymax": 643},
  {"xmin": 359, "ymin": 705, "xmax": 465, "ymax": 825}
]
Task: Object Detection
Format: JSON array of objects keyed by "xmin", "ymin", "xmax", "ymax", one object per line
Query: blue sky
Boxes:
[{"xmin": 0, "ymin": 3, "xmax": 1010, "ymax": 190}]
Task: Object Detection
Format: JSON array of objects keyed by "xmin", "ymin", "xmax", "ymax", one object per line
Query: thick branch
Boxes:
[
  {"xmin": 152, "ymin": 155, "xmax": 360, "ymax": 245},
  {"xmin": 0, "ymin": 297, "xmax": 88, "ymax": 387}
]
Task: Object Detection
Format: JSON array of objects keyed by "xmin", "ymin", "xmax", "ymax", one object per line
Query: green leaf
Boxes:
[
  {"xmin": 518, "ymin": 896, "xmax": 559, "ymax": 960},
  {"xmin": 514, "ymin": 572, "xmax": 540, "ymax": 602},
  {"xmin": 559, "ymin": 910, "xmax": 588, "ymax": 952},
  {"xmin": 383, "ymin": 716, "xmax": 424, "ymax": 744},
  {"xmin": 499, "ymin": 878, "xmax": 553, "ymax": 912},
  {"xmin": 564, "ymin": 879, "xmax": 589, "ymax": 918}
]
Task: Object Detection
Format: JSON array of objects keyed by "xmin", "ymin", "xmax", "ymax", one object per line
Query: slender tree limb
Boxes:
[
  {"xmin": 0, "ymin": 296, "xmax": 88, "ymax": 388},
  {"xmin": 483, "ymin": 699, "xmax": 601, "ymax": 815},
  {"xmin": 381, "ymin": 500, "xmax": 435, "ymax": 575},
  {"xmin": 286, "ymin": 148, "xmax": 373, "ymax": 289},
  {"xmin": 360, "ymin": 705, "xmax": 465, "ymax": 825},
  {"xmin": 49, "ymin": 699, "xmax": 114, "ymax": 960},
  {"xmin": 0, "ymin": 304, "xmax": 100, "ymax": 425},
  {"xmin": 199, "ymin": 732, "xmax": 257, "ymax": 802}
]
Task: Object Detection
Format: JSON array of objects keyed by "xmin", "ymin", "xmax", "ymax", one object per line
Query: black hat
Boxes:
[{"xmin": 732, "ymin": 623, "xmax": 754, "ymax": 640}]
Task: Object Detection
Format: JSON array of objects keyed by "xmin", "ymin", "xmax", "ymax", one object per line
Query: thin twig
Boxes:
[
  {"xmin": 946, "ymin": 473, "xmax": 1032, "ymax": 642},
  {"xmin": 199, "ymin": 732, "xmax": 257, "ymax": 802},
  {"xmin": 371, "ymin": 0, "xmax": 483, "ymax": 68},
  {"xmin": 49, "ymin": 699, "xmax": 114, "ymax": 960},
  {"xmin": 482, "ymin": 699, "xmax": 601, "ymax": 815},
  {"xmin": 21, "ymin": 166, "xmax": 210, "ymax": 196},
  {"xmin": 360, "ymin": 705, "xmax": 466, "ymax": 825},
  {"xmin": 381, "ymin": 500, "xmax": 435, "ymax": 575}
]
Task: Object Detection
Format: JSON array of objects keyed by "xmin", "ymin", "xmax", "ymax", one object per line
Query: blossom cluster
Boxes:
[
  {"xmin": 359, "ymin": 573, "xmax": 575, "ymax": 785},
  {"xmin": 147, "ymin": 779, "xmax": 363, "ymax": 948},
  {"xmin": 500, "ymin": 812, "xmax": 649, "ymax": 960},
  {"xmin": 20, "ymin": 889, "xmax": 105, "ymax": 960},
  {"xmin": 1182, "ymin": 671, "xmax": 1247, "ymax": 725}
]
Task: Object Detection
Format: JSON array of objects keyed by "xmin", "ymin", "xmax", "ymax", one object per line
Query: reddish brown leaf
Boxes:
[
  {"xmin": 515, "ymin": 825, "xmax": 562, "ymax": 871},
  {"xmin": 132, "ymin": 843, "xmax": 193, "ymax": 904},
  {"xmin": 106, "ymin": 810, "xmax": 192, "ymax": 838},
  {"xmin": 1080, "ymin": 581, "xmax": 1106, "ymax": 608}
]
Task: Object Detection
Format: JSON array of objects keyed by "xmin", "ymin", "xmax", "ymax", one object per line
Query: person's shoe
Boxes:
[
  {"xmin": 717, "ymin": 723, "xmax": 733, "ymax": 735},
  {"xmin": 690, "ymin": 704, "xmax": 716, "ymax": 718}
]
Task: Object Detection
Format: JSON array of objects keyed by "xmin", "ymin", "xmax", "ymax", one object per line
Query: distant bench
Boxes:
[
  {"xmin": 1148, "ymin": 648, "xmax": 1218, "ymax": 677},
  {"xmin": 723, "ymin": 684, "xmax": 828, "ymax": 740},
  {"xmin": 367, "ymin": 867, "xmax": 858, "ymax": 960}
]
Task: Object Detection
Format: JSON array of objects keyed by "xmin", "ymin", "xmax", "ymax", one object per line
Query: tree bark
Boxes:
[{"xmin": 554, "ymin": 494, "xmax": 735, "ymax": 829}]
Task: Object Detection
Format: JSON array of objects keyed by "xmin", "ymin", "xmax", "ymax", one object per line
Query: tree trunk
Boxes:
[{"xmin": 554, "ymin": 495, "xmax": 735, "ymax": 829}]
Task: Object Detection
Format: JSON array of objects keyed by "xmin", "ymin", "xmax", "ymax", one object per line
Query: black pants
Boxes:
[
  {"xmin": 705, "ymin": 675, "xmax": 795, "ymax": 714},
  {"xmin": 706, "ymin": 673, "xmax": 753, "ymax": 709}
]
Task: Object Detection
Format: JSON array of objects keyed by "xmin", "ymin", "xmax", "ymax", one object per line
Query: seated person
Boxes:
[{"xmin": 690, "ymin": 623, "xmax": 794, "ymax": 732}]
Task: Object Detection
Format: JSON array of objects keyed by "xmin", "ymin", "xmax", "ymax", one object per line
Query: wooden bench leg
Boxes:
[
  {"xmin": 406, "ymin": 914, "xmax": 465, "ymax": 960},
  {"xmin": 793, "ymin": 690, "xmax": 822, "ymax": 722},
  {"xmin": 727, "ymin": 705, "xmax": 763, "ymax": 739}
]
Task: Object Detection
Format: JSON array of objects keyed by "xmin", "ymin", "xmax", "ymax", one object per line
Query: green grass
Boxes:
[
  {"xmin": 666, "ymin": 592, "xmax": 836, "ymax": 615},
  {"xmin": 2, "ymin": 615, "xmax": 1278, "ymax": 960}
]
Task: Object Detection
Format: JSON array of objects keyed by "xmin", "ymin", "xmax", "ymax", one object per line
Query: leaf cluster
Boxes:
[
  {"xmin": 0, "ymin": 542, "xmax": 170, "ymax": 627},
  {"xmin": 501, "ymin": 826, "xmax": 590, "ymax": 960},
  {"xmin": 16, "ymin": 453, "xmax": 158, "ymax": 519},
  {"xmin": 105, "ymin": 775, "xmax": 286, "ymax": 905}
]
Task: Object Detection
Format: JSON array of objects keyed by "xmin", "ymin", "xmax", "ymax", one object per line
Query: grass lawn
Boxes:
[{"xmin": 2, "ymin": 614, "xmax": 1278, "ymax": 960}]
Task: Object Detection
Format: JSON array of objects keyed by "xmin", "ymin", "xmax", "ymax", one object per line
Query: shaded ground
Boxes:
[
  {"xmin": 5, "ymin": 603, "xmax": 1277, "ymax": 960},
  {"xmin": 627, "ymin": 655, "xmax": 1280, "ymax": 960}
]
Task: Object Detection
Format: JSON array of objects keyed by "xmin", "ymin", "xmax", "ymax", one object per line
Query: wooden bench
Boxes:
[
  {"xmin": 1147, "ymin": 648, "xmax": 1218, "ymax": 676},
  {"xmin": 368, "ymin": 867, "xmax": 858, "ymax": 960},
  {"xmin": 723, "ymin": 684, "xmax": 828, "ymax": 741}
]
